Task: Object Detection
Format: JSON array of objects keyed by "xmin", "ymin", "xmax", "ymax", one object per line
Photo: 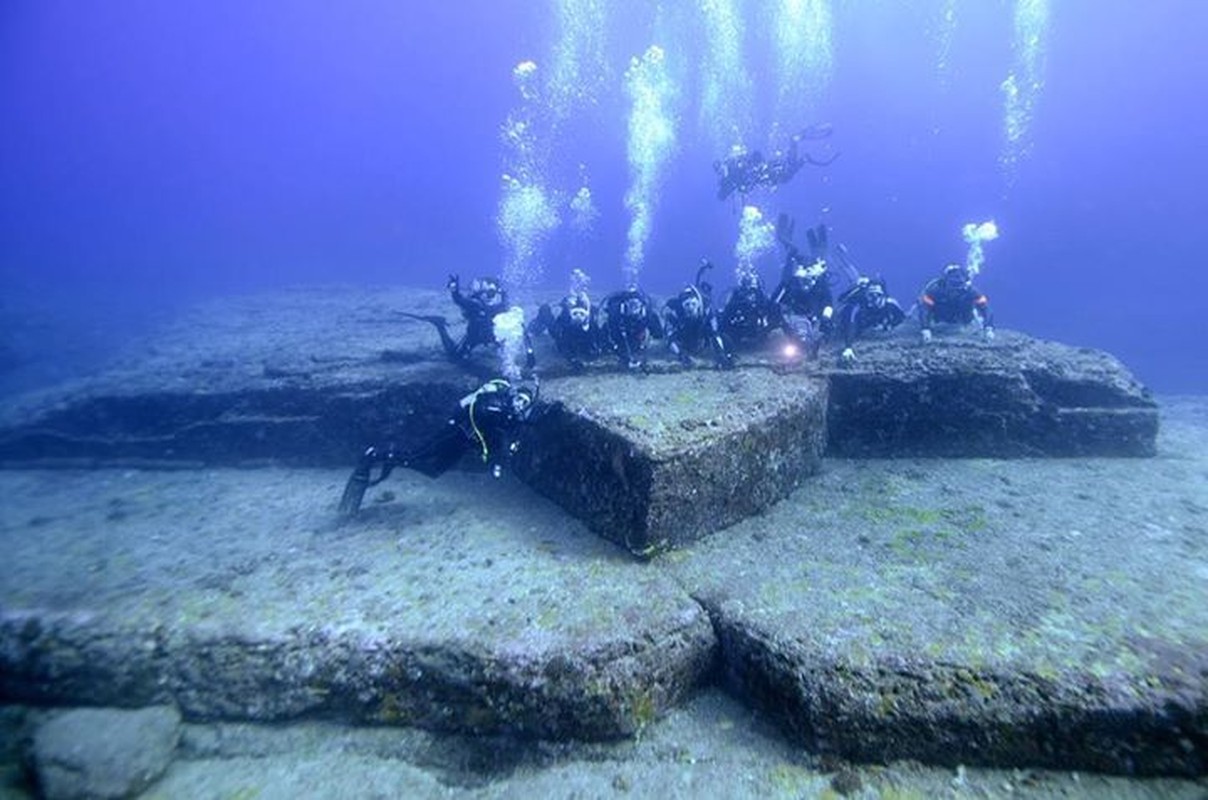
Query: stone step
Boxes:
[
  {"xmin": 0, "ymin": 469, "xmax": 715, "ymax": 740},
  {"xmin": 0, "ymin": 287, "xmax": 1159, "ymax": 553},
  {"xmin": 516, "ymin": 369, "xmax": 827, "ymax": 554},
  {"xmin": 1, "ymin": 442, "xmax": 1205, "ymax": 776},
  {"xmin": 824, "ymin": 332, "xmax": 1157, "ymax": 457}
]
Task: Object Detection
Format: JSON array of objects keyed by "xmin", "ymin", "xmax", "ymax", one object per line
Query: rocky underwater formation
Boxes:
[{"xmin": 0, "ymin": 287, "xmax": 1201, "ymax": 794}]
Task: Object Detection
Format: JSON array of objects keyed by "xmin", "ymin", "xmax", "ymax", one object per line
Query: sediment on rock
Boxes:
[
  {"xmin": 515, "ymin": 370, "xmax": 828, "ymax": 553},
  {"xmin": 708, "ymin": 611, "xmax": 1205, "ymax": 776},
  {"xmin": 824, "ymin": 331, "xmax": 1157, "ymax": 457}
]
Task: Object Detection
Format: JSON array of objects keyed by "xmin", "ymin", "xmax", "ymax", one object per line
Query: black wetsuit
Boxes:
[
  {"xmin": 773, "ymin": 262, "xmax": 834, "ymax": 340},
  {"xmin": 338, "ymin": 380, "xmax": 534, "ymax": 515},
  {"xmin": 602, "ymin": 289, "xmax": 664, "ymax": 369},
  {"xmin": 445, "ymin": 282, "xmax": 510, "ymax": 359},
  {"xmin": 918, "ymin": 277, "xmax": 992, "ymax": 333},
  {"xmin": 719, "ymin": 282, "xmax": 786, "ymax": 350},
  {"xmin": 835, "ymin": 280, "xmax": 906, "ymax": 350},
  {"xmin": 530, "ymin": 299, "xmax": 606, "ymax": 371},
  {"xmin": 663, "ymin": 290, "xmax": 731, "ymax": 368},
  {"xmin": 406, "ymin": 278, "xmax": 534, "ymax": 369}
]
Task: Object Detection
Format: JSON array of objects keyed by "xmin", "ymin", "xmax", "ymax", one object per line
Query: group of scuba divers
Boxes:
[
  {"xmin": 338, "ymin": 125, "xmax": 993, "ymax": 516},
  {"xmin": 338, "ymin": 207, "xmax": 994, "ymax": 517}
]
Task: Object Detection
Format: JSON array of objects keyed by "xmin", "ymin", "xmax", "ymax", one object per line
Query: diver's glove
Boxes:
[
  {"xmin": 840, "ymin": 347, "xmax": 856, "ymax": 365},
  {"xmin": 447, "ymin": 274, "xmax": 460, "ymax": 292},
  {"xmin": 983, "ymin": 326, "xmax": 996, "ymax": 342},
  {"xmin": 921, "ymin": 328, "xmax": 933, "ymax": 343}
]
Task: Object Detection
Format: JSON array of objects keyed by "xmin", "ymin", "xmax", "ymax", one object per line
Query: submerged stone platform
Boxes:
[
  {"xmin": 0, "ymin": 469, "xmax": 715, "ymax": 741},
  {"xmin": 517, "ymin": 370, "xmax": 827, "ymax": 554},
  {"xmin": 0, "ymin": 286, "xmax": 1158, "ymax": 552},
  {"xmin": 0, "ymin": 406, "xmax": 1204, "ymax": 775},
  {"xmin": 0, "ymin": 288, "xmax": 1201, "ymax": 780},
  {"xmin": 668, "ymin": 422, "xmax": 1208, "ymax": 775},
  {"xmin": 825, "ymin": 331, "xmax": 1158, "ymax": 458}
]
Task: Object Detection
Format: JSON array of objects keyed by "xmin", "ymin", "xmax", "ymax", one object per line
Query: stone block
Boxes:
[
  {"xmin": 515, "ymin": 369, "xmax": 828, "ymax": 554},
  {"xmin": 825, "ymin": 331, "xmax": 1157, "ymax": 457}
]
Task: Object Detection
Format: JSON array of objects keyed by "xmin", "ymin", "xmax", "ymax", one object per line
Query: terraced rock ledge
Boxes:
[
  {"xmin": 825, "ymin": 331, "xmax": 1158, "ymax": 458},
  {"xmin": 517, "ymin": 370, "xmax": 827, "ymax": 554},
  {"xmin": 0, "ymin": 287, "xmax": 1157, "ymax": 551},
  {"xmin": 1, "ymin": 287, "xmax": 1200, "ymax": 781},
  {"xmin": 0, "ymin": 469, "xmax": 716, "ymax": 741}
]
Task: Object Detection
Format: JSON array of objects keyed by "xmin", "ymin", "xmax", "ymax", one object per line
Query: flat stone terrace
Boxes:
[
  {"xmin": 0, "ymin": 285, "xmax": 1157, "ymax": 552},
  {"xmin": 1, "ymin": 401, "xmax": 1204, "ymax": 774},
  {"xmin": 0, "ymin": 287, "xmax": 1197, "ymax": 777}
]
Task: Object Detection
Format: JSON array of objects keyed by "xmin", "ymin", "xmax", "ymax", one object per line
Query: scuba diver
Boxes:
[
  {"xmin": 601, "ymin": 286, "xmax": 664, "ymax": 371},
  {"xmin": 718, "ymin": 270, "xmax": 789, "ymax": 353},
  {"xmin": 529, "ymin": 287, "xmax": 606, "ymax": 372},
  {"xmin": 771, "ymin": 215, "xmax": 836, "ymax": 356},
  {"xmin": 402, "ymin": 275, "xmax": 535, "ymax": 369},
  {"xmin": 338, "ymin": 378, "xmax": 541, "ymax": 516},
  {"xmin": 662, "ymin": 260, "xmax": 733, "ymax": 369},
  {"xmin": 834, "ymin": 276, "xmax": 906, "ymax": 364},
  {"xmin": 918, "ymin": 264, "xmax": 994, "ymax": 342},
  {"xmin": 714, "ymin": 146, "xmax": 766, "ymax": 201},
  {"xmin": 714, "ymin": 124, "xmax": 838, "ymax": 202}
]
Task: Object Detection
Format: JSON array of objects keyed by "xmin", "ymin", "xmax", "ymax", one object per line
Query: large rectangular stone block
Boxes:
[
  {"xmin": 825, "ymin": 332, "xmax": 1157, "ymax": 457},
  {"xmin": 514, "ymin": 369, "xmax": 828, "ymax": 554}
]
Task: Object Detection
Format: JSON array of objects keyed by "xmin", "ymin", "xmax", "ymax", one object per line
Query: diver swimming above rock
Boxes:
[
  {"xmin": 601, "ymin": 285, "xmax": 664, "ymax": 371},
  {"xmin": 529, "ymin": 269, "xmax": 608, "ymax": 372},
  {"xmin": 714, "ymin": 124, "xmax": 838, "ymax": 201},
  {"xmin": 719, "ymin": 270, "xmax": 794, "ymax": 355},
  {"xmin": 529, "ymin": 290, "xmax": 607, "ymax": 373},
  {"xmin": 402, "ymin": 274, "xmax": 535, "ymax": 370},
  {"xmin": 771, "ymin": 215, "xmax": 837, "ymax": 357},
  {"xmin": 834, "ymin": 275, "xmax": 907, "ymax": 364},
  {"xmin": 662, "ymin": 260, "xmax": 733, "ymax": 369},
  {"xmin": 917, "ymin": 263, "xmax": 994, "ymax": 343},
  {"xmin": 338, "ymin": 377, "xmax": 545, "ymax": 516},
  {"xmin": 916, "ymin": 220, "xmax": 999, "ymax": 343}
]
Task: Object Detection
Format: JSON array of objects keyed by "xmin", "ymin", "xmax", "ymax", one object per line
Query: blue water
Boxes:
[{"xmin": 2, "ymin": 1, "xmax": 1205, "ymax": 391}]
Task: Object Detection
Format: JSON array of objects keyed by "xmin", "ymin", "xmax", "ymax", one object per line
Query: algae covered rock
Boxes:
[
  {"xmin": 516, "ymin": 368, "xmax": 828, "ymax": 553},
  {"xmin": 825, "ymin": 330, "xmax": 1157, "ymax": 457}
]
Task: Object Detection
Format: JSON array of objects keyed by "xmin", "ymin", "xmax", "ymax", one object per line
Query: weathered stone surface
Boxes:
[
  {"xmin": 516, "ymin": 369, "xmax": 828, "ymax": 554},
  {"xmin": 0, "ymin": 290, "xmax": 1160, "ymax": 552},
  {"xmin": 709, "ymin": 615, "xmax": 1205, "ymax": 776},
  {"xmin": 0, "ymin": 288, "xmax": 476, "ymax": 468},
  {"xmin": 24, "ymin": 700, "xmax": 1203, "ymax": 798},
  {"xmin": 0, "ymin": 401, "xmax": 1203, "ymax": 778},
  {"xmin": 0, "ymin": 383, "xmax": 466, "ymax": 467},
  {"xmin": 0, "ymin": 468, "xmax": 715, "ymax": 740},
  {"xmin": 824, "ymin": 330, "xmax": 1157, "ymax": 457},
  {"xmin": 31, "ymin": 705, "xmax": 181, "ymax": 799},
  {"xmin": 667, "ymin": 404, "xmax": 1208, "ymax": 776},
  {"xmin": 0, "ymin": 287, "xmax": 834, "ymax": 550},
  {"xmin": 0, "ymin": 289, "xmax": 1159, "ymax": 472}
]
